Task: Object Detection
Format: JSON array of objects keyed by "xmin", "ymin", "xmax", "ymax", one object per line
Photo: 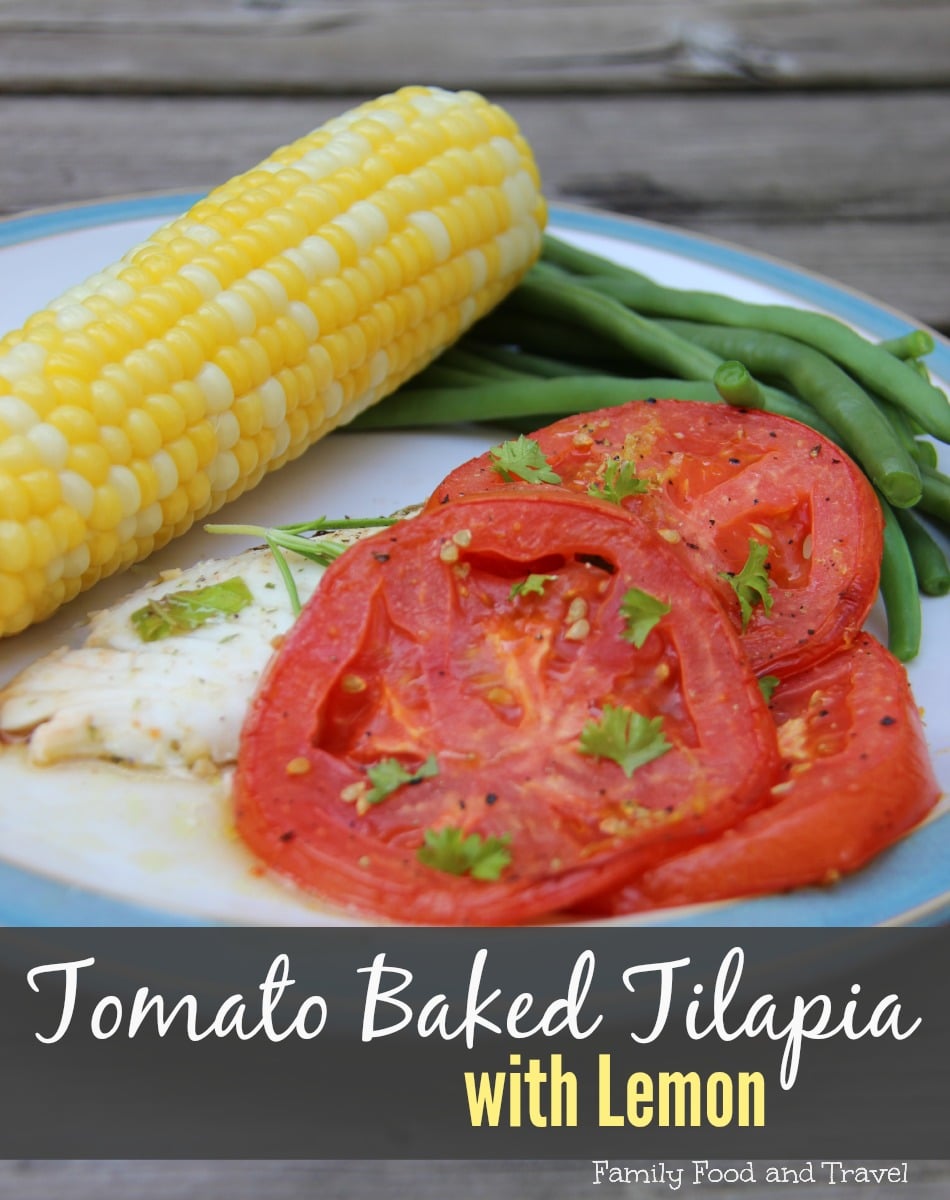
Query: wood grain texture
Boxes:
[
  {"xmin": 0, "ymin": 0, "xmax": 948, "ymax": 93},
  {"xmin": 0, "ymin": 3, "xmax": 947, "ymax": 1190},
  {"xmin": 3, "ymin": 91, "xmax": 947, "ymax": 329}
]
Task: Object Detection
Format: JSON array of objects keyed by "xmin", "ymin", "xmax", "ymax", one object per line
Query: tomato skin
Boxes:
[
  {"xmin": 235, "ymin": 489, "xmax": 780, "ymax": 925},
  {"xmin": 577, "ymin": 633, "xmax": 940, "ymax": 917},
  {"xmin": 428, "ymin": 399, "xmax": 884, "ymax": 679}
]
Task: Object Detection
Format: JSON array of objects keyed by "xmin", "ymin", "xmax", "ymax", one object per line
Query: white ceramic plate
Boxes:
[{"xmin": 0, "ymin": 195, "xmax": 947, "ymax": 926}]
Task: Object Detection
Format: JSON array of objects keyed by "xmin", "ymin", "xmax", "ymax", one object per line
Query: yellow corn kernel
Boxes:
[{"xmin": 0, "ymin": 86, "xmax": 545, "ymax": 636}]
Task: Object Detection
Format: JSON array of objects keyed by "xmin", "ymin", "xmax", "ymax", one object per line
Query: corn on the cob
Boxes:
[{"xmin": 0, "ymin": 86, "xmax": 546, "ymax": 636}]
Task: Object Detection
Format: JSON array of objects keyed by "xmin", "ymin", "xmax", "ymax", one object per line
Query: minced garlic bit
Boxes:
[
  {"xmin": 451, "ymin": 528, "xmax": 472, "ymax": 547},
  {"xmin": 439, "ymin": 542, "xmax": 460, "ymax": 564},
  {"xmin": 565, "ymin": 618, "xmax": 590, "ymax": 641},
  {"xmin": 658, "ymin": 528, "xmax": 681, "ymax": 543},
  {"xmin": 566, "ymin": 596, "xmax": 588, "ymax": 623},
  {"xmin": 286, "ymin": 756, "xmax": 312, "ymax": 776},
  {"xmin": 341, "ymin": 781, "xmax": 369, "ymax": 804}
]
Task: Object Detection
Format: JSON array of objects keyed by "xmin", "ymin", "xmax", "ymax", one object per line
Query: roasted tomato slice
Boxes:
[
  {"xmin": 235, "ymin": 489, "xmax": 779, "ymax": 924},
  {"xmin": 579, "ymin": 632, "xmax": 940, "ymax": 917},
  {"xmin": 428, "ymin": 399, "xmax": 883, "ymax": 678}
]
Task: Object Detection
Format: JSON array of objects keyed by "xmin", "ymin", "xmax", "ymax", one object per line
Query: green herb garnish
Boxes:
[
  {"xmin": 619, "ymin": 587, "xmax": 671, "ymax": 648},
  {"xmin": 509, "ymin": 573, "xmax": 557, "ymax": 599},
  {"xmin": 206, "ymin": 515, "xmax": 398, "ymax": 615},
  {"xmin": 130, "ymin": 576, "xmax": 253, "ymax": 642},
  {"xmin": 364, "ymin": 755, "xmax": 439, "ymax": 807},
  {"xmin": 721, "ymin": 538, "xmax": 774, "ymax": 630},
  {"xmin": 489, "ymin": 436, "xmax": 562, "ymax": 485},
  {"xmin": 587, "ymin": 458, "xmax": 649, "ymax": 504},
  {"xmin": 758, "ymin": 675, "xmax": 781, "ymax": 703},
  {"xmin": 417, "ymin": 827, "xmax": 512, "ymax": 880},
  {"xmin": 578, "ymin": 705, "xmax": 671, "ymax": 777}
]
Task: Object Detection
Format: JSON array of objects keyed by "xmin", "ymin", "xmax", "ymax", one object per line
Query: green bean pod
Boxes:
[
  {"xmin": 895, "ymin": 507, "xmax": 950, "ymax": 597},
  {"xmin": 660, "ymin": 319, "xmax": 922, "ymax": 508},
  {"xmin": 918, "ymin": 463, "xmax": 950, "ymax": 526},
  {"xmin": 714, "ymin": 360, "xmax": 767, "ymax": 410},
  {"xmin": 878, "ymin": 330, "xmax": 936, "ymax": 360},
  {"xmin": 352, "ymin": 376, "xmax": 730, "ymax": 430},
  {"xmin": 877, "ymin": 498, "xmax": 923, "ymax": 662},
  {"xmin": 541, "ymin": 239, "xmax": 950, "ymax": 441}
]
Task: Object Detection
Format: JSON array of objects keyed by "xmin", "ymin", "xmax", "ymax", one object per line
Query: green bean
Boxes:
[
  {"xmin": 409, "ymin": 363, "xmax": 492, "ymax": 389},
  {"xmin": 713, "ymin": 360, "xmax": 767, "ymax": 410},
  {"xmin": 438, "ymin": 346, "xmax": 526, "ymax": 381},
  {"xmin": 659, "ymin": 319, "xmax": 921, "ymax": 508},
  {"xmin": 878, "ymin": 329, "xmax": 936, "ymax": 360},
  {"xmin": 913, "ymin": 438, "xmax": 939, "ymax": 469},
  {"xmin": 907, "ymin": 358, "xmax": 933, "ymax": 384},
  {"xmin": 457, "ymin": 341, "xmax": 607, "ymax": 379},
  {"xmin": 508, "ymin": 267, "xmax": 826, "ymax": 431},
  {"xmin": 350, "ymin": 376, "xmax": 729, "ymax": 430},
  {"xmin": 541, "ymin": 233, "xmax": 638, "ymax": 282},
  {"xmin": 894, "ymin": 508, "xmax": 950, "ymax": 597},
  {"xmin": 509, "ymin": 267, "xmax": 726, "ymax": 382},
  {"xmin": 874, "ymin": 396, "xmax": 938, "ymax": 469},
  {"xmin": 918, "ymin": 463, "xmax": 950, "ymax": 526},
  {"xmin": 474, "ymin": 308, "xmax": 624, "ymax": 365},
  {"xmin": 878, "ymin": 498, "xmax": 923, "ymax": 662},
  {"xmin": 561, "ymin": 267, "xmax": 950, "ymax": 441}
]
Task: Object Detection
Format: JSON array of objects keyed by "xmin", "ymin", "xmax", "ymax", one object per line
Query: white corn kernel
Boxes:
[
  {"xmin": 108, "ymin": 465, "xmax": 142, "ymax": 517},
  {"xmin": 59, "ymin": 471, "xmax": 95, "ymax": 520},
  {"xmin": 0, "ymin": 396, "xmax": 39, "ymax": 434},
  {"xmin": 180, "ymin": 264, "xmax": 222, "ymax": 300},
  {"xmin": 195, "ymin": 363, "xmax": 235, "ymax": 414},
  {"xmin": 258, "ymin": 378, "xmax": 287, "ymax": 429},
  {"xmin": 150, "ymin": 450, "xmax": 179, "ymax": 499},
  {"xmin": 409, "ymin": 212, "xmax": 451, "ymax": 263},
  {"xmin": 288, "ymin": 300, "xmax": 319, "ymax": 344}
]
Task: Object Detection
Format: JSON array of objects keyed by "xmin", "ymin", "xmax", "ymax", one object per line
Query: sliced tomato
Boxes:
[
  {"xmin": 235, "ymin": 489, "xmax": 779, "ymax": 924},
  {"xmin": 578, "ymin": 632, "xmax": 940, "ymax": 917},
  {"xmin": 428, "ymin": 399, "xmax": 883, "ymax": 678}
]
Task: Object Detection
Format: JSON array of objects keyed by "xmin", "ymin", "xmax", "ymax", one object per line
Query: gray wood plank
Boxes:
[
  {"xmin": 3, "ymin": 92, "xmax": 947, "ymax": 329},
  {"xmin": 0, "ymin": 0, "xmax": 948, "ymax": 92}
]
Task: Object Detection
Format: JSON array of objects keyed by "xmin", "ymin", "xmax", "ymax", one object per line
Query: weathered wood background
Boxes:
[
  {"xmin": 1, "ymin": 0, "xmax": 949, "ymax": 331},
  {"xmin": 1, "ymin": 0, "xmax": 948, "ymax": 1195}
]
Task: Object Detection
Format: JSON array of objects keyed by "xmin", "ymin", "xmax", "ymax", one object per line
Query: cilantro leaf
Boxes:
[
  {"xmin": 417, "ymin": 827, "xmax": 512, "ymax": 880},
  {"xmin": 510, "ymin": 573, "xmax": 557, "ymax": 599},
  {"xmin": 619, "ymin": 587, "xmax": 671, "ymax": 648},
  {"xmin": 758, "ymin": 675, "xmax": 781, "ymax": 703},
  {"xmin": 489, "ymin": 436, "xmax": 562, "ymax": 485},
  {"xmin": 587, "ymin": 458, "xmax": 649, "ymax": 504},
  {"xmin": 364, "ymin": 755, "xmax": 439, "ymax": 806},
  {"xmin": 720, "ymin": 538, "xmax": 774, "ymax": 630},
  {"xmin": 130, "ymin": 577, "xmax": 253, "ymax": 642},
  {"xmin": 578, "ymin": 705, "xmax": 671, "ymax": 777}
]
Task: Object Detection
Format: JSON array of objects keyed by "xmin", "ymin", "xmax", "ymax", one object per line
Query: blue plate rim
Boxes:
[{"xmin": 0, "ymin": 192, "xmax": 946, "ymax": 928}]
